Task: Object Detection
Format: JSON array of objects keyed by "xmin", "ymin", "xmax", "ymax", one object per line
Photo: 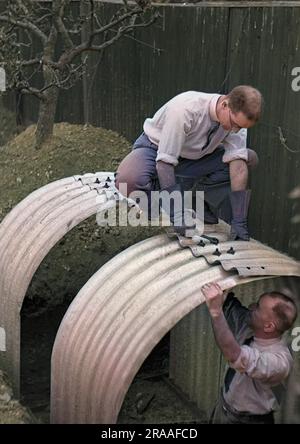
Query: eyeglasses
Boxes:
[{"xmin": 228, "ymin": 109, "xmax": 242, "ymax": 132}]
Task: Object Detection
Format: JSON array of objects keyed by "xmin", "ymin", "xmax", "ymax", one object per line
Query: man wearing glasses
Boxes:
[{"xmin": 116, "ymin": 85, "xmax": 262, "ymax": 240}]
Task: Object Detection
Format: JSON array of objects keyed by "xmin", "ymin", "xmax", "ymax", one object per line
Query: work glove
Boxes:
[
  {"xmin": 229, "ymin": 190, "xmax": 251, "ymax": 241},
  {"xmin": 230, "ymin": 219, "xmax": 250, "ymax": 241},
  {"xmin": 160, "ymin": 183, "xmax": 196, "ymax": 237}
]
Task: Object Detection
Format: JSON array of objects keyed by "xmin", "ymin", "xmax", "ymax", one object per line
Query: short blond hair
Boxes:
[{"xmin": 228, "ymin": 85, "xmax": 263, "ymax": 122}]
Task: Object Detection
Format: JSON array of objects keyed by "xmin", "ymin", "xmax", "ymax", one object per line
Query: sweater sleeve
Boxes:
[
  {"xmin": 155, "ymin": 105, "xmax": 194, "ymax": 166},
  {"xmin": 222, "ymin": 128, "xmax": 249, "ymax": 163},
  {"xmin": 230, "ymin": 346, "xmax": 293, "ymax": 385}
]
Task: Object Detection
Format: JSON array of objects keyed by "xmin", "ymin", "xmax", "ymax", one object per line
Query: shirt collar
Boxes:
[
  {"xmin": 209, "ymin": 94, "xmax": 222, "ymax": 122},
  {"xmin": 253, "ymin": 336, "xmax": 282, "ymax": 347}
]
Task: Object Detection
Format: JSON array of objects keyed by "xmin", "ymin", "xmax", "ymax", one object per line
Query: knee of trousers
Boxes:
[
  {"xmin": 247, "ymin": 148, "xmax": 259, "ymax": 169},
  {"xmin": 115, "ymin": 172, "xmax": 137, "ymax": 196},
  {"xmin": 115, "ymin": 171, "xmax": 154, "ymax": 197}
]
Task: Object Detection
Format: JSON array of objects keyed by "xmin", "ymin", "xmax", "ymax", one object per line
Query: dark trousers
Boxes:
[
  {"xmin": 115, "ymin": 133, "xmax": 231, "ymax": 205},
  {"xmin": 210, "ymin": 392, "xmax": 275, "ymax": 425}
]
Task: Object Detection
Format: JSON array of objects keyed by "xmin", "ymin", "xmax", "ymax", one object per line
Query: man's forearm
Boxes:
[
  {"xmin": 229, "ymin": 159, "xmax": 248, "ymax": 191},
  {"xmin": 210, "ymin": 312, "xmax": 241, "ymax": 363},
  {"xmin": 156, "ymin": 160, "xmax": 176, "ymax": 189}
]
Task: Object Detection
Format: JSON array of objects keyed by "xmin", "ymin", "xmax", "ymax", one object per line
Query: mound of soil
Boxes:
[{"xmin": 0, "ymin": 122, "xmax": 130, "ymax": 218}]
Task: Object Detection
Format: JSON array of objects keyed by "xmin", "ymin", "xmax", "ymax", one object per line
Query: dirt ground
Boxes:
[
  {"xmin": 0, "ymin": 370, "xmax": 35, "ymax": 424},
  {"xmin": 21, "ymin": 304, "xmax": 199, "ymax": 424}
]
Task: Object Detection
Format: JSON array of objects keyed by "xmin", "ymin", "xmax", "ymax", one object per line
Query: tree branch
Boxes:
[
  {"xmin": 0, "ymin": 15, "xmax": 48, "ymax": 45},
  {"xmin": 88, "ymin": 14, "xmax": 158, "ymax": 52},
  {"xmin": 90, "ymin": 6, "xmax": 143, "ymax": 38},
  {"xmin": 1, "ymin": 0, "xmax": 158, "ymax": 106},
  {"xmin": 57, "ymin": 5, "xmax": 154, "ymax": 67},
  {"xmin": 21, "ymin": 58, "xmax": 42, "ymax": 67},
  {"xmin": 53, "ymin": 0, "xmax": 74, "ymax": 51},
  {"xmin": 36, "ymin": 13, "xmax": 54, "ymax": 25},
  {"xmin": 20, "ymin": 86, "xmax": 46, "ymax": 100},
  {"xmin": 90, "ymin": 0, "xmax": 95, "ymax": 37},
  {"xmin": 15, "ymin": 0, "xmax": 29, "ymax": 16},
  {"xmin": 43, "ymin": 24, "xmax": 58, "ymax": 61}
]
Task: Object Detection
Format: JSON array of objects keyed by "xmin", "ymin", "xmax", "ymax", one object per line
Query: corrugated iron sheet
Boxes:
[
  {"xmin": 0, "ymin": 172, "xmax": 120, "ymax": 394},
  {"xmin": 50, "ymin": 228, "xmax": 300, "ymax": 423},
  {"xmin": 220, "ymin": 5, "xmax": 300, "ymax": 260},
  {"xmin": 170, "ymin": 276, "xmax": 300, "ymax": 422},
  {"xmin": 170, "ymin": 228, "xmax": 300, "ymax": 277},
  {"xmin": 0, "ymin": 170, "xmax": 299, "ymax": 422},
  {"xmin": 169, "ymin": 303, "xmax": 223, "ymax": 421}
]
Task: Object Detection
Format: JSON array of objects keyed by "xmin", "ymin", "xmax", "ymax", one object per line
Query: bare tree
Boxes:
[{"xmin": 0, "ymin": 0, "xmax": 158, "ymax": 147}]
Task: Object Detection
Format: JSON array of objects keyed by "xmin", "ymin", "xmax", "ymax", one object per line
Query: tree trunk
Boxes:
[{"xmin": 35, "ymin": 86, "xmax": 59, "ymax": 149}]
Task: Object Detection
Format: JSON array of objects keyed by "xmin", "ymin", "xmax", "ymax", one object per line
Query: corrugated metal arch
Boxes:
[
  {"xmin": 50, "ymin": 233, "xmax": 300, "ymax": 424},
  {"xmin": 0, "ymin": 172, "xmax": 127, "ymax": 395}
]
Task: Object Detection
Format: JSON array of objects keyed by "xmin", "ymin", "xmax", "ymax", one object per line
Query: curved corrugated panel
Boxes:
[
  {"xmin": 169, "ymin": 275, "xmax": 300, "ymax": 422},
  {"xmin": 174, "ymin": 237, "xmax": 300, "ymax": 277},
  {"xmin": 50, "ymin": 232, "xmax": 300, "ymax": 424},
  {"xmin": 0, "ymin": 172, "xmax": 124, "ymax": 394}
]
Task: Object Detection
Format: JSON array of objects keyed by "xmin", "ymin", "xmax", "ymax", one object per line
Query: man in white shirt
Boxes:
[
  {"xmin": 116, "ymin": 85, "xmax": 262, "ymax": 240},
  {"xmin": 202, "ymin": 282, "xmax": 298, "ymax": 424}
]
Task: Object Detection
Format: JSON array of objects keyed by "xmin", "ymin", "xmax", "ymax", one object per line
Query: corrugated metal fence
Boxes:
[{"xmin": 5, "ymin": 1, "xmax": 299, "ymax": 260}]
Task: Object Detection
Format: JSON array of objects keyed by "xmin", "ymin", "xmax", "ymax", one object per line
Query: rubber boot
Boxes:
[
  {"xmin": 229, "ymin": 190, "xmax": 251, "ymax": 241},
  {"xmin": 161, "ymin": 183, "xmax": 196, "ymax": 237}
]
